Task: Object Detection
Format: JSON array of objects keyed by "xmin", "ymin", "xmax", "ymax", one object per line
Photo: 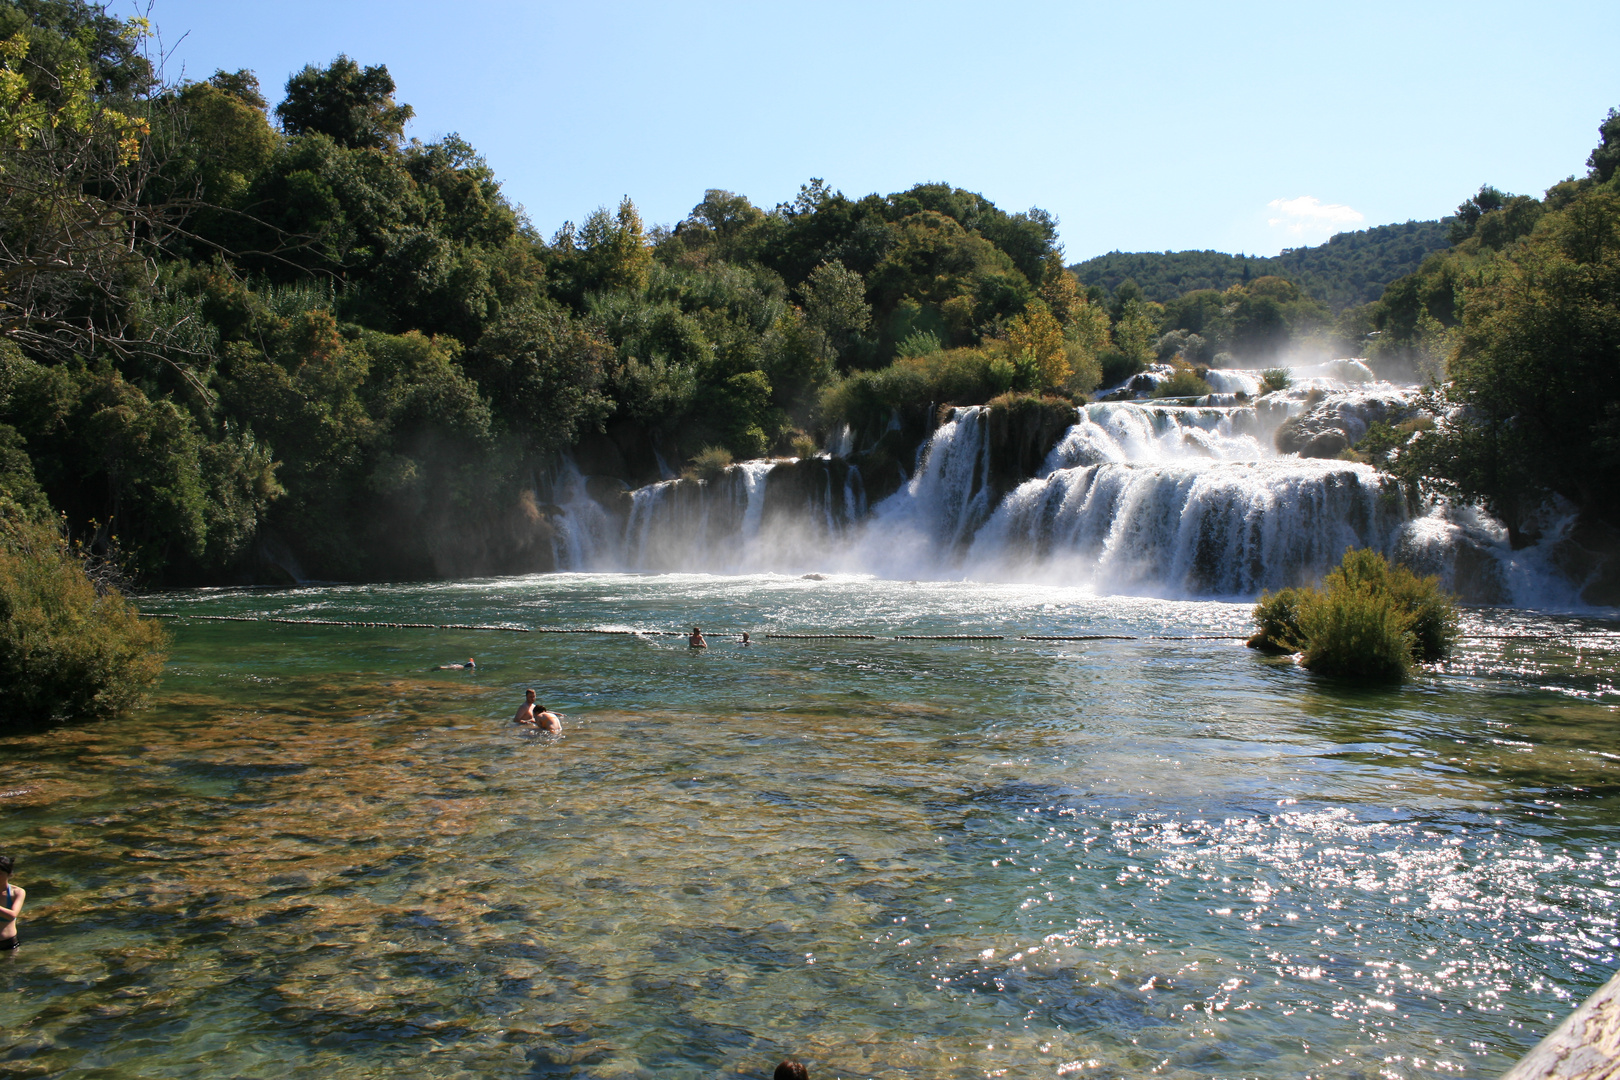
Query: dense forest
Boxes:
[
  {"xmin": 1073, "ymin": 219, "xmax": 1453, "ymax": 310},
  {"xmin": 0, "ymin": 0, "xmax": 1616, "ymax": 591}
]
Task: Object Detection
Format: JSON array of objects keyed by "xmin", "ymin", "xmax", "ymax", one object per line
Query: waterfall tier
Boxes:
[{"xmin": 545, "ymin": 365, "xmax": 1585, "ymax": 603}]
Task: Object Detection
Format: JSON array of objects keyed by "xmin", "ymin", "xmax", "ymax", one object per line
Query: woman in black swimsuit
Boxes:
[{"xmin": 0, "ymin": 854, "xmax": 23, "ymax": 951}]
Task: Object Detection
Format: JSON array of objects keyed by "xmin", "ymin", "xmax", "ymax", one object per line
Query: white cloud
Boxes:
[{"xmin": 1266, "ymin": 196, "xmax": 1364, "ymax": 238}]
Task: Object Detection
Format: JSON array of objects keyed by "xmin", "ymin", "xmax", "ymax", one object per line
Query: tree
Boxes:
[
  {"xmin": 576, "ymin": 196, "xmax": 652, "ymax": 295},
  {"xmin": 275, "ymin": 56, "xmax": 413, "ymax": 150},
  {"xmin": 1112, "ymin": 297, "xmax": 1162, "ymax": 370},
  {"xmin": 1589, "ymin": 107, "xmax": 1620, "ymax": 184},
  {"xmin": 466, "ymin": 303, "xmax": 612, "ymax": 453},
  {"xmin": 0, "ymin": 19, "xmax": 170, "ymax": 365},
  {"xmin": 1449, "ymin": 185, "xmax": 1509, "ymax": 243},
  {"xmin": 800, "ymin": 258, "xmax": 870, "ymax": 364},
  {"xmin": 1062, "ymin": 297, "xmax": 1110, "ymax": 392},
  {"xmin": 1003, "ymin": 300, "xmax": 1067, "ymax": 388},
  {"xmin": 1402, "ymin": 188, "xmax": 1620, "ymax": 542}
]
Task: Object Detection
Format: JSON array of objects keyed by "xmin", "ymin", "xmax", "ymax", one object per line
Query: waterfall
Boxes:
[
  {"xmin": 967, "ymin": 459, "xmax": 1406, "ymax": 595},
  {"xmin": 542, "ymin": 362, "xmax": 1591, "ymax": 603},
  {"xmin": 876, "ymin": 405, "xmax": 995, "ymax": 551},
  {"xmin": 547, "ymin": 458, "xmax": 617, "ymax": 571}
]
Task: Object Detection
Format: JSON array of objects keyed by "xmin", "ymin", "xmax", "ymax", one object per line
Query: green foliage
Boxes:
[
  {"xmin": 1150, "ymin": 366, "xmax": 1211, "ymax": 399},
  {"xmin": 1590, "ymin": 107, "xmax": 1620, "ymax": 184},
  {"xmin": 684, "ymin": 445, "xmax": 733, "ymax": 482},
  {"xmin": 1297, "ymin": 579, "xmax": 1418, "ymax": 682},
  {"xmin": 4, "ymin": 0, "xmax": 1606, "ymax": 594},
  {"xmin": 274, "ymin": 55, "xmax": 414, "ymax": 150},
  {"xmin": 1248, "ymin": 548, "xmax": 1459, "ymax": 681},
  {"xmin": 790, "ymin": 433, "xmax": 818, "ymax": 459},
  {"xmin": 1072, "ymin": 220, "xmax": 1452, "ymax": 311},
  {"xmin": 0, "ymin": 510, "xmax": 167, "ymax": 731},
  {"xmin": 1391, "ymin": 178, "xmax": 1620, "ymax": 539},
  {"xmin": 896, "ymin": 329, "xmax": 942, "ymax": 358},
  {"xmin": 1247, "ymin": 587, "xmax": 1306, "ymax": 653},
  {"xmin": 1260, "ymin": 367, "xmax": 1292, "ymax": 393}
]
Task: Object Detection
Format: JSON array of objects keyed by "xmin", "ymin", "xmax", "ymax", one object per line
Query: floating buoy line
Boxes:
[{"xmin": 132, "ymin": 612, "xmax": 1619, "ymax": 645}]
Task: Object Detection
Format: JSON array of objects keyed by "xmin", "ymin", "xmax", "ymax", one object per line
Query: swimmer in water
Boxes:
[
  {"xmin": 437, "ymin": 657, "xmax": 476, "ymax": 670},
  {"xmin": 0, "ymin": 854, "xmax": 23, "ymax": 952},
  {"xmin": 740, "ymin": 632, "xmax": 751, "ymax": 646},
  {"xmin": 689, "ymin": 627, "xmax": 707, "ymax": 648},
  {"xmin": 513, "ymin": 689, "xmax": 562, "ymax": 733}
]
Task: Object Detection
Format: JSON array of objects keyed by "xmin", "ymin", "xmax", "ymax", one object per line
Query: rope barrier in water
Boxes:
[{"xmin": 135, "ymin": 613, "xmax": 1620, "ymax": 645}]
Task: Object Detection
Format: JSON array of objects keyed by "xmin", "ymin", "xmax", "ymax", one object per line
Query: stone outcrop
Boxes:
[{"xmin": 1275, "ymin": 392, "xmax": 1416, "ymax": 459}]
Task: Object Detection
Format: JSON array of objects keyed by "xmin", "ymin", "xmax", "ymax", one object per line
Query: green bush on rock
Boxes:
[
  {"xmin": 1247, "ymin": 548, "xmax": 1459, "ymax": 681},
  {"xmin": 683, "ymin": 445, "xmax": 734, "ymax": 482},
  {"xmin": 0, "ymin": 512, "xmax": 169, "ymax": 731}
]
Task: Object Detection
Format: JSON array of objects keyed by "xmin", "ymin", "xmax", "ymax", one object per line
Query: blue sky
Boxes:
[{"xmin": 142, "ymin": 0, "xmax": 1618, "ymax": 260}]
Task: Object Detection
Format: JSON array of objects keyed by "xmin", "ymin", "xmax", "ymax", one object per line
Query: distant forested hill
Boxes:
[{"xmin": 1072, "ymin": 219, "xmax": 1453, "ymax": 309}]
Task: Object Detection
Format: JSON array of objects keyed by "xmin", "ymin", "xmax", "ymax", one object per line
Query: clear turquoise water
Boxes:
[{"xmin": 2, "ymin": 573, "xmax": 1618, "ymax": 1080}]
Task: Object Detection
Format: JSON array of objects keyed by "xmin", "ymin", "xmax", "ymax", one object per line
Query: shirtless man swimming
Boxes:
[
  {"xmin": 689, "ymin": 627, "xmax": 707, "ymax": 648},
  {"xmin": 438, "ymin": 657, "xmax": 476, "ymax": 670},
  {"xmin": 0, "ymin": 854, "xmax": 24, "ymax": 951},
  {"xmin": 513, "ymin": 689, "xmax": 561, "ymax": 733}
]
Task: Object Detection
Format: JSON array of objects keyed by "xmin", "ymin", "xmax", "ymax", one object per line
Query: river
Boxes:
[{"xmin": 2, "ymin": 573, "xmax": 1617, "ymax": 1079}]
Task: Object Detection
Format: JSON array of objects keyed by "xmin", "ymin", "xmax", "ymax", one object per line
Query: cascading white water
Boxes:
[
  {"xmin": 546, "ymin": 459, "xmax": 618, "ymax": 571},
  {"xmin": 966, "ymin": 457, "xmax": 1405, "ymax": 594},
  {"xmin": 545, "ymin": 362, "xmax": 1588, "ymax": 603}
]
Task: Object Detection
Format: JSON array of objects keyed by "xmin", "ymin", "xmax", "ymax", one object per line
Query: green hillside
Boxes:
[{"xmin": 1072, "ymin": 219, "xmax": 1452, "ymax": 309}]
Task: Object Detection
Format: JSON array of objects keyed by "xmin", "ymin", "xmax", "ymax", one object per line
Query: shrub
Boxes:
[
  {"xmin": 1247, "ymin": 587, "xmax": 1307, "ymax": 653},
  {"xmin": 1329, "ymin": 547, "xmax": 1458, "ymax": 662},
  {"xmin": 1296, "ymin": 579, "xmax": 1417, "ymax": 681},
  {"xmin": 818, "ymin": 347, "xmax": 1002, "ymax": 432},
  {"xmin": 896, "ymin": 329, "xmax": 942, "ymax": 358},
  {"xmin": 1097, "ymin": 349, "xmax": 1142, "ymax": 390},
  {"xmin": 0, "ymin": 513, "xmax": 168, "ymax": 732},
  {"xmin": 1247, "ymin": 548, "xmax": 1459, "ymax": 681},
  {"xmin": 1151, "ymin": 366, "xmax": 1212, "ymax": 399},
  {"xmin": 683, "ymin": 445, "xmax": 733, "ymax": 481},
  {"xmin": 790, "ymin": 434, "xmax": 818, "ymax": 459},
  {"xmin": 1261, "ymin": 367, "xmax": 1293, "ymax": 393}
]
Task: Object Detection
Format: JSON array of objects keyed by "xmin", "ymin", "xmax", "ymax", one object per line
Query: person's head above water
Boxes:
[
  {"xmin": 692, "ymin": 627, "xmax": 701, "ymax": 634},
  {"xmin": 774, "ymin": 1061, "xmax": 808, "ymax": 1080},
  {"xmin": 741, "ymin": 632, "xmax": 750, "ymax": 643},
  {"xmin": 0, "ymin": 854, "xmax": 12, "ymax": 877},
  {"xmin": 525, "ymin": 689, "xmax": 535, "ymax": 702}
]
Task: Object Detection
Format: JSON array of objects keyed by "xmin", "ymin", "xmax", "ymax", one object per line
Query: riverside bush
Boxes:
[
  {"xmin": 1151, "ymin": 366, "xmax": 1212, "ymax": 398},
  {"xmin": 684, "ymin": 445, "xmax": 734, "ymax": 481},
  {"xmin": 1247, "ymin": 587, "xmax": 1307, "ymax": 653},
  {"xmin": 1247, "ymin": 548, "xmax": 1459, "ymax": 681},
  {"xmin": 1260, "ymin": 368, "xmax": 1293, "ymax": 393},
  {"xmin": 819, "ymin": 347, "xmax": 1006, "ymax": 433},
  {"xmin": 0, "ymin": 512, "xmax": 168, "ymax": 731}
]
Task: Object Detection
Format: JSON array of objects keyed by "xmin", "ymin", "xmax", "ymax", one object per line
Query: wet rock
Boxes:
[
  {"xmin": 584, "ymin": 475, "xmax": 634, "ymax": 524},
  {"xmin": 1275, "ymin": 392, "xmax": 1417, "ymax": 458},
  {"xmin": 984, "ymin": 396, "xmax": 1077, "ymax": 499},
  {"xmin": 1547, "ymin": 517, "xmax": 1620, "ymax": 606}
]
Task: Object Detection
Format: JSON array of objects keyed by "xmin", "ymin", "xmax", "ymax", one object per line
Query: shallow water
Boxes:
[{"xmin": 2, "ymin": 573, "xmax": 1618, "ymax": 1080}]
